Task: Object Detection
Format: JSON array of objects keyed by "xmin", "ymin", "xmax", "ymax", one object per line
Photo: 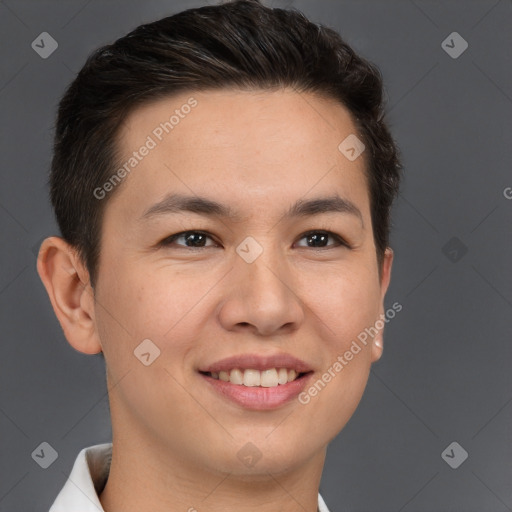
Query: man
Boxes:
[{"xmin": 37, "ymin": 1, "xmax": 402, "ymax": 510}]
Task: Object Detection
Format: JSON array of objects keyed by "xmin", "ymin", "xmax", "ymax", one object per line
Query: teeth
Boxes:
[
  {"xmin": 260, "ymin": 369, "xmax": 278, "ymax": 387},
  {"xmin": 208, "ymin": 368, "xmax": 302, "ymax": 387},
  {"xmin": 230, "ymin": 368, "xmax": 243, "ymax": 385},
  {"xmin": 243, "ymin": 369, "xmax": 260, "ymax": 387},
  {"xmin": 287, "ymin": 369, "xmax": 297, "ymax": 383}
]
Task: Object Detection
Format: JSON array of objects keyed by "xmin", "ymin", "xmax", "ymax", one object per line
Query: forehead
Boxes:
[{"xmin": 108, "ymin": 88, "xmax": 369, "ymax": 222}]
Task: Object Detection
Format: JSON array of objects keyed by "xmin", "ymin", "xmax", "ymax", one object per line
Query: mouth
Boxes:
[
  {"xmin": 199, "ymin": 368, "xmax": 311, "ymax": 388},
  {"xmin": 198, "ymin": 353, "xmax": 314, "ymax": 410}
]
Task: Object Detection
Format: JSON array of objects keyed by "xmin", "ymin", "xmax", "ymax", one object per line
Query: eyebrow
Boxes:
[{"xmin": 139, "ymin": 193, "xmax": 363, "ymax": 225}]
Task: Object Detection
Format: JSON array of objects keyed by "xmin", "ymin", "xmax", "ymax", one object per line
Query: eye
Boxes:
[
  {"xmin": 159, "ymin": 229, "xmax": 350, "ymax": 250},
  {"xmin": 295, "ymin": 230, "xmax": 349, "ymax": 249},
  {"xmin": 160, "ymin": 230, "xmax": 218, "ymax": 249}
]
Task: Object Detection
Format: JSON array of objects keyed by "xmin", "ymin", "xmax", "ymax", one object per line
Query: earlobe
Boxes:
[
  {"xmin": 36, "ymin": 236, "xmax": 103, "ymax": 355},
  {"xmin": 371, "ymin": 335, "xmax": 383, "ymax": 363}
]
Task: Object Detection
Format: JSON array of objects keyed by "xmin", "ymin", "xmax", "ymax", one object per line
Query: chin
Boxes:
[{"xmin": 207, "ymin": 433, "xmax": 321, "ymax": 477}]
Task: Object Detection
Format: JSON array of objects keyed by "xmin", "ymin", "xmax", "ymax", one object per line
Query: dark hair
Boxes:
[{"xmin": 49, "ymin": 0, "xmax": 402, "ymax": 288}]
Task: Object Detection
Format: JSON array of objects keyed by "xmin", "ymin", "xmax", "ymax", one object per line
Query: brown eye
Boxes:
[
  {"xmin": 295, "ymin": 230, "xmax": 349, "ymax": 249},
  {"xmin": 159, "ymin": 229, "xmax": 350, "ymax": 251},
  {"xmin": 160, "ymin": 231, "xmax": 218, "ymax": 248}
]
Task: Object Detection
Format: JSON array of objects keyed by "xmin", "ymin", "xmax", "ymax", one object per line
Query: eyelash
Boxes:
[{"xmin": 159, "ymin": 229, "xmax": 351, "ymax": 251}]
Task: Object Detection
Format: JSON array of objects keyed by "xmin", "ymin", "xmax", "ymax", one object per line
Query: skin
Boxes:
[{"xmin": 38, "ymin": 88, "xmax": 393, "ymax": 512}]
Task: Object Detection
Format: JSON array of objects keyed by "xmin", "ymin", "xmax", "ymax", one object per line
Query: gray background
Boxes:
[{"xmin": 0, "ymin": 1, "xmax": 511, "ymax": 511}]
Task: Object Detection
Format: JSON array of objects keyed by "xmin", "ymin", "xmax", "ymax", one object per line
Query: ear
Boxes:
[
  {"xmin": 36, "ymin": 236, "xmax": 103, "ymax": 355},
  {"xmin": 371, "ymin": 247, "xmax": 394, "ymax": 363}
]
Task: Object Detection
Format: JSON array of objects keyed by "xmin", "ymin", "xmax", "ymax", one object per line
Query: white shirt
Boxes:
[{"xmin": 49, "ymin": 443, "xmax": 331, "ymax": 512}]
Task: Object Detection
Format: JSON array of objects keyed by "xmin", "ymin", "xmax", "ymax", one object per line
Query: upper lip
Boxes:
[{"xmin": 199, "ymin": 353, "xmax": 313, "ymax": 374}]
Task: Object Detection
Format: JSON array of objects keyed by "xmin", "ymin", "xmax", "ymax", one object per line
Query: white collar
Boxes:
[{"xmin": 49, "ymin": 443, "xmax": 331, "ymax": 512}]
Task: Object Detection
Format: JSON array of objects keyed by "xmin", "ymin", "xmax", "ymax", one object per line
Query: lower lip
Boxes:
[{"xmin": 200, "ymin": 372, "xmax": 313, "ymax": 410}]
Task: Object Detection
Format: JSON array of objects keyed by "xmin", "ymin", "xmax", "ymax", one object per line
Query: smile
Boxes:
[
  {"xmin": 199, "ymin": 370, "xmax": 313, "ymax": 410},
  {"xmin": 203, "ymin": 368, "xmax": 304, "ymax": 387}
]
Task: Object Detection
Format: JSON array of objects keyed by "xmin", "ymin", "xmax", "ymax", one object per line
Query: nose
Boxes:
[{"xmin": 217, "ymin": 240, "xmax": 305, "ymax": 337}]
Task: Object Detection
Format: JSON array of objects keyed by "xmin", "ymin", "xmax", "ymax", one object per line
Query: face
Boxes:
[{"xmin": 75, "ymin": 89, "xmax": 392, "ymax": 476}]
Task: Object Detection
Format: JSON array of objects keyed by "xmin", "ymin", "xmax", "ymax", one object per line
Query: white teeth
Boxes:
[
  {"xmin": 208, "ymin": 368, "xmax": 302, "ymax": 387},
  {"xmin": 230, "ymin": 368, "xmax": 244, "ymax": 385},
  {"xmin": 243, "ymin": 369, "xmax": 261, "ymax": 387},
  {"xmin": 260, "ymin": 369, "xmax": 279, "ymax": 388},
  {"xmin": 287, "ymin": 369, "xmax": 297, "ymax": 383}
]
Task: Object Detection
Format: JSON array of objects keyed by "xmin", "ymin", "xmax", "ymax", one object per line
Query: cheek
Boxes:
[
  {"xmin": 302, "ymin": 263, "xmax": 381, "ymax": 347},
  {"xmin": 93, "ymin": 260, "xmax": 182, "ymax": 376},
  {"xmin": 95, "ymin": 263, "xmax": 203, "ymax": 420},
  {"xmin": 95, "ymin": 259, "xmax": 221, "ymax": 389},
  {"xmin": 98, "ymin": 259, "xmax": 189, "ymax": 337},
  {"xmin": 295, "ymin": 266, "xmax": 380, "ymax": 428}
]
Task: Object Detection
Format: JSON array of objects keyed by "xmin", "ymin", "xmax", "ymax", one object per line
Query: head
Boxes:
[{"xmin": 38, "ymin": 0, "xmax": 402, "ymax": 478}]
